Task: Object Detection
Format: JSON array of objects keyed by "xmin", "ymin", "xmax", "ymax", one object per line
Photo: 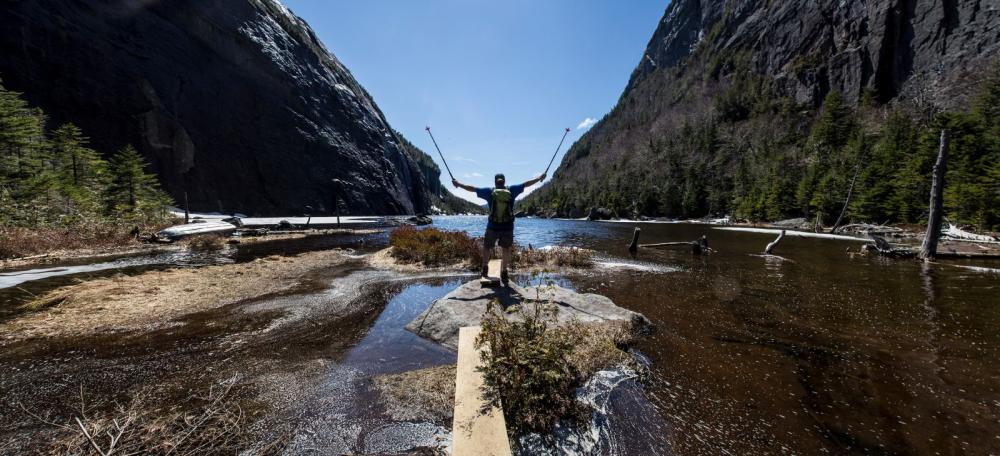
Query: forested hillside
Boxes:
[{"xmin": 523, "ymin": 0, "xmax": 1000, "ymax": 230}]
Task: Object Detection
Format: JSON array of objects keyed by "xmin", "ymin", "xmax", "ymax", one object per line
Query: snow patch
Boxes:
[
  {"xmin": 713, "ymin": 227, "xmax": 869, "ymax": 242},
  {"xmin": 334, "ymin": 83, "xmax": 356, "ymax": 97},
  {"xmin": 596, "ymin": 261, "xmax": 678, "ymax": 273}
]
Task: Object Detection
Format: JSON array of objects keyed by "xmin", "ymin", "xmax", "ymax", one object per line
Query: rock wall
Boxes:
[
  {"xmin": 629, "ymin": 0, "xmax": 999, "ymax": 107},
  {"xmin": 0, "ymin": 0, "xmax": 435, "ymax": 215}
]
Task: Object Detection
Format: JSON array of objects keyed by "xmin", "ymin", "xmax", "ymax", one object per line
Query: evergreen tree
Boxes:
[
  {"xmin": 0, "ymin": 81, "xmax": 48, "ymax": 224},
  {"xmin": 48, "ymin": 123, "xmax": 108, "ymax": 219},
  {"xmin": 851, "ymin": 111, "xmax": 916, "ymax": 222},
  {"xmin": 105, "ymin": 145, "xmax": 173, "ymax": 222},
  {"xmin": 810, "ymin": 90, "xmax": 855, "ymax": 151}
]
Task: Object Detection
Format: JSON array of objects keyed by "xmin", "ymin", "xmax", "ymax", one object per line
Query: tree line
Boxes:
[
  {"xmin": 525, "ymin": 70, "xmax": 1000, "ymax": 231},
  {"xmin": 0, "ymin": 79, "xmax": 173, "ymax": 228}
]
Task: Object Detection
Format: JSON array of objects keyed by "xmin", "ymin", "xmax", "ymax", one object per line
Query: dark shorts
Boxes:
[{"xmin": 483, "ymin": 228, "xmax": 514, "ymax": 248}]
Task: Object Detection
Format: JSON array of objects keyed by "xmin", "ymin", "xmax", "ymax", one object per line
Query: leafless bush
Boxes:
[{"xmin": 30, "ymin": 377, "xmax": 256, "ymax": 455}]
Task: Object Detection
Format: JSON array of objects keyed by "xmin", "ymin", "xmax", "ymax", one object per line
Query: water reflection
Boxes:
[{"xmin": 430, "ymin": 217, "xmax": 1000, "ymax": 455}]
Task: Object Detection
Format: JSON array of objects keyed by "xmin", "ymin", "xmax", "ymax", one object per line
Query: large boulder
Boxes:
[
  {"xmin": 586, "ymin": 207, "xmax": 615, "ymax": 221},
  {"xmin": 405, "ymin": 280, "xmax": 651, "ymax": 350}
]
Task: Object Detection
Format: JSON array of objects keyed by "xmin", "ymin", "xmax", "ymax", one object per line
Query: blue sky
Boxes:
[{"xmin": 281, "ymin": 0, "xmax": 668, "ymax": 202}]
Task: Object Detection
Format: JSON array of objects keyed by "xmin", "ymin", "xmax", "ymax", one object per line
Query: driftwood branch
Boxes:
[
  {"xmin": 635, "ymin": 233, "xmax": 711, "ymax": 254},
  {"xmin": 764, "ymin": 230, "xmax": 785, "ymax": 255},
  {"xmin": 863, "ymin": 234, "xmax": 916, "ymax": 258},
  {"xmin": 76, "ymin": 417, "xmax": 109, "ymax": 456}
]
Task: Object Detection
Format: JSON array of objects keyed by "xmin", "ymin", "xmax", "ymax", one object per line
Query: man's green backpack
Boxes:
[{"xmin": 490, "ymin": 188, "xmax": 513, "ymax": 224}]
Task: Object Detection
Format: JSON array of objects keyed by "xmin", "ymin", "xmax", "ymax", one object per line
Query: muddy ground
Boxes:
[{"xmin": 0, "ymin": 245, "xmax": 463, "ymax": 454}]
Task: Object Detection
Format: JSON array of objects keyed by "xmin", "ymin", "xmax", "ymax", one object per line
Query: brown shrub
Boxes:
[
  {"xmin": 389, "ymin": 226, "xmax": 482, "ymax": 267},
  {"xmin": 0, "ymin": 222, "xmax": 172, "ymax": 260},
  {"xmin": 476, "ymin": 300, "xmax": 640, "ymax": 437}
]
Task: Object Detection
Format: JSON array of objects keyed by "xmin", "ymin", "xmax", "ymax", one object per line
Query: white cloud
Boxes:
[
  {"xmin": 464, "ymin": 172, "xmax": 483, "ymax": 178},
  {"xmin": 453, "ymin": 156, "xmax": 478, "ymax": 163},
  {"xmin": 577, "ymin": 117, "xmax": 597, "ymax": 130}
]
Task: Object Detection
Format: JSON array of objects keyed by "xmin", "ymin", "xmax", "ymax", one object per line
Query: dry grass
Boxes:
[
  {"xmin": 389, "ymin": 226, "xmax": 482, "ymax": 268},
  {"xmin": 0, "ymin": 222, "xmax": 172, "ymax": 260},
  {"xmin": 186, "ymin": 234, "xmax": 226, "ymax": 252},
  {"xmin": 514, "ymin": 246, "xmax": 594, "ymax": 270},
  {"xmin": 563, "ymin": 320, "xmax": 639, "ymax": 379},
  {"xmin": 2, "ymin": 249, "xmax": 350, "ymax": 343},
  {"xmin": 372, "ymin": 364, "xmax": 456, "ymax": 423},
  {"xmin": 34, "ymin": 378, "xmax": 258, "ymax": 455}
]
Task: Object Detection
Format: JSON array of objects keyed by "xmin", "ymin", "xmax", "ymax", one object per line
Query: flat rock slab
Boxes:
[{"xmin": 405, "ymin": 280, "xmax": 651, "ymax": 350}]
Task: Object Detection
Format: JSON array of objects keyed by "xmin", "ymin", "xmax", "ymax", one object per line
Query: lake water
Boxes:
[
  {"xmin": 1, "ymin": 216, "xmax": 997, "ymax": 454},
  {"xmin": 434, "ymin": 216, "xmax": 1000, "ymax": 455}
]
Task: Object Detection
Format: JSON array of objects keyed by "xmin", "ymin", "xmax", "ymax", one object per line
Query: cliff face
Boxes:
[
  {"xmin": 629, "ymin": 0, "xmax": 998, "ymax": 107},
  {"xmin": 525, "ymin": 0, "xmax": 999, "ymax": 220},
  {"xmin": 0, "ymin": 0, "xmax": 435, "ymax": 215}
]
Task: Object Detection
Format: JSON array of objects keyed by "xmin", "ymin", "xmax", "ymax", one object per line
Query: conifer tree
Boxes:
[
  {"xmin": 48, "ymin": 123, "xmax": 107, "ymax": 218},
  {"xmin": 105, "ymin": 145, "xmax": 173, "ymax": 222}
]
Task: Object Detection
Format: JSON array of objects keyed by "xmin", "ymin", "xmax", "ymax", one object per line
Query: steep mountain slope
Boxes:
[
  {"xmin": 0, "ymin": 0, "xmax": 437, "ymax": 215},
  {"xmin": 525, "ymin": 0, "xmax": 1000, "ymax": 226}
]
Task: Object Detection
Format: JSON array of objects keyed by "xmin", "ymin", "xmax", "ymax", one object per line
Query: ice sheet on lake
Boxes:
[{"xmin": 713, "ymin": 226, "xmax": 869, "ymax": 242}]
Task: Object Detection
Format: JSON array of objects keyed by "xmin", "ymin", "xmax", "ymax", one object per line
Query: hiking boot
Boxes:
[{"xmin": 500, "ymin": 269, "xmax": 509, "ymax": 287}]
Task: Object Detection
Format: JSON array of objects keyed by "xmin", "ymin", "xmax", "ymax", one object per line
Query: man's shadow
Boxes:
[{"xmin": 446, "ymin": 284, "xmax": 525, "ymax": 310}]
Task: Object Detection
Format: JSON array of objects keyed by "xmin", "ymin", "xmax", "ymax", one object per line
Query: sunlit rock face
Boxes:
[
  {"xmin": 629, "ymin": 0, "xmax": 1000, "ymax": 108},
  {"xmin": 0, "ymin": 0, "xmax": 431, "ymax": 215}
]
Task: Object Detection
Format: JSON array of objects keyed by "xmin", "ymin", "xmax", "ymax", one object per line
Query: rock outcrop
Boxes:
[
  {"xmin": 629, "ymin": 0, "xmax": 1000, "ymax": 108},
  {"xmin": 405, "ymin": 280, "xmax": 651, "ymax": 350},
  {"xmin": 0, "ymin": 0, "xmax": 438, "ymax": 215}
]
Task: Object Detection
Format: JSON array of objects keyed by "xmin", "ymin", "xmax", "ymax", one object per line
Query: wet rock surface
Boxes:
[
  {"xmin": 0, "ymin": 0, "xmax": 436, "ymax": 215},
  {"xmin": 405, "ymin": 280, "xmax": 652, "ymax": 350}
]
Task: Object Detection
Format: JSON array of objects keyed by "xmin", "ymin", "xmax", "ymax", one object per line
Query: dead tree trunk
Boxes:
[
  {"xmin": 832, "ymin": 163, "xmax": 861, "ymax": 232},
  {"xmin": 764, "ymin": 230, "xmax": 785, "ymax": 255},
  {"xmin": 920, "ymin": 130, "xmax": 949, "ymax": 261},
  {"xmin": 628, "ymin": 227, "xmax": 641, "ymax": 253}
]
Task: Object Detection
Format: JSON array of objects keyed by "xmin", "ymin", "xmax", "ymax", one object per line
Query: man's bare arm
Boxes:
[
  {"xmin": 452, "ymin": 178, "xmax": 478, "ymax": 192},
  {"xmin": 521, "ymin": 173, "xmax": 547, "ymax": 188}
]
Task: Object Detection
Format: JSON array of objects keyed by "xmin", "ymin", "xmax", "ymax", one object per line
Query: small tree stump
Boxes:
[{"xmin": 628, "ymin": 227, "xmax": 641, "ymax": 253}]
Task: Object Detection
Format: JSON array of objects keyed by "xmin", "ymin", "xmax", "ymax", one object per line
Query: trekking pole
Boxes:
[
  {"xmin": 424, "ymin": 126, "xmax": 455, "ymax": 181},
  {"xmin": 544, "ymin": 127, "xmax": 572, "ymax": 176}
]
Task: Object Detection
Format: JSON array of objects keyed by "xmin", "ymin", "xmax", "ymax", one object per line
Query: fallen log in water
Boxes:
[
  {"xmin": 933, "ymin": 251, "xmax": 1000, "ymax": 259},
  {"xmin": 630, "ymin": 228, "xmax": 710, "ymax": 254},
  {"xmin": 943, "ymin": 220, "xmax": 1000, "ymax": 244},
  {"xmin": 862, "ymin": 234, "xmax": 916, "ymax": 258},
  {"xmin": 834, "ymin": 223, "xmax": 904, "ymax": 235}
]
